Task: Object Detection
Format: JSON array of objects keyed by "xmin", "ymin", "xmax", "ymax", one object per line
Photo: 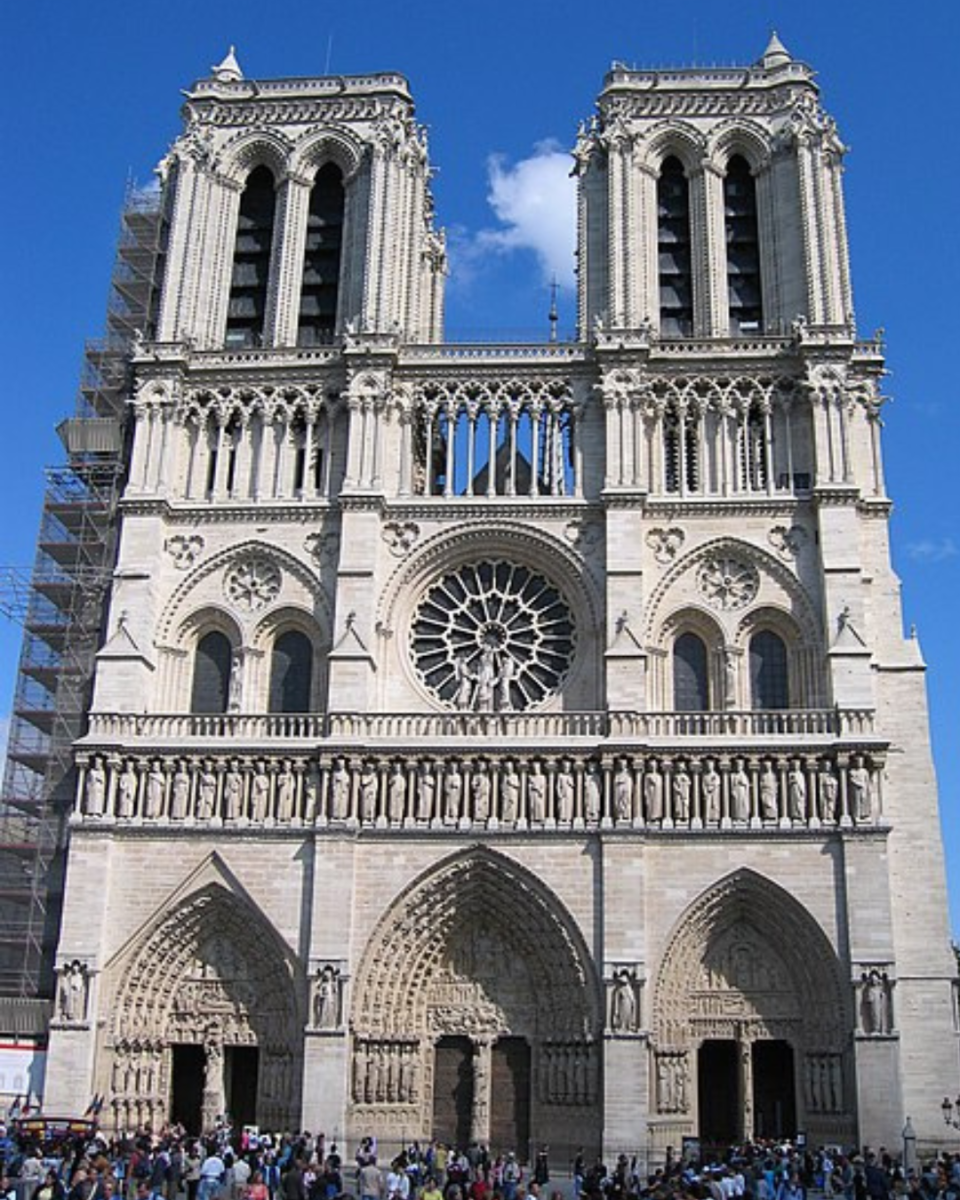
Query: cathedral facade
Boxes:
[{"xmin": 42, "ymin": 38, "xmax": 957, "ymax": 1157}]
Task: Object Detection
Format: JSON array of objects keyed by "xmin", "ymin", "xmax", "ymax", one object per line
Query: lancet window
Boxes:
[
  {"xmin": 673, "ymin": 632, "xmax": 710, "ymax": 711},
  {"xmin": 738, "ymin": 401, "xmax": 770, "ymax": 492},
  {"xmin": 268, "ymin": 630, "xmax": 314, "ymax": 713},
  {"xmin": 226, "ymin": 166, "xmax": 277, "ymax": 349},
  {"xmin": 657, "ymin": 156, "xmax": 694, "ymax": 337},
  {"xmin": 415, "ymin": 387, "xmax": 575, "ymax": 498},
  {"xmin": 750, "ymin": 630, "xmax": 789, "ymax": 710},
  {"xmin": 191, "ymin": 631, "xmax": 233, "ymax": 714},
  {"xmin": 663, "ymin": 404, "xmax": 700, "ymax": 495},
  {"xmin": 724, "ymin": 156, "xmax": 763, "ymax": 334},
  {"xmin": 298, "ymin": 164, "xmax": 345, "ymax": 346}
]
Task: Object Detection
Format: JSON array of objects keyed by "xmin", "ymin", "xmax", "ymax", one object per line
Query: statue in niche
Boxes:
[
  {"xmin": 584, "ymin": 761, "xmax": 601, "ymax": 822},
  {"xmin": 57, "ymin": 960, "xmax": 88, "ymax": 1023},
  {"xmin": 443, "ymin": 761, "xmax": 462, "ymax": 823},
  {"xmin": 723, "ymin": 647, "xmax": 737, "ymax": 708},
  {"xmin": 359, "ymin": 762, "xmax": 378, "ymax": 822},
  {"xmin": 787, "ymin": 761, "xmax": 807, "ymax": 820},
  {"xmin": 170, "ymin": 761, "xmax": 190, "ymax": 820},
  {"xmin": 223, "ymin": 761, "xmax": 243, "ymax": 820},
  {"xmin": 673, "ymin": 764, "xmax": 691, "ymax": 821},
  {"xmin": 611, "ymin": 969, "xmax": 637, "ymax": 1031},
  {"xmin": 702, "ymin": 761, "xmax": 721, "ymax": 823},
  {"xmin": 497, "ymin": 656, "xmax": 516, "ymax": 712},
  {"xmin": 556, "ymin": 760, "xmax": 575, "ymax": 823},
  {"xmin": 613, "ymin": 759, "xmax": 632, "ymax": 822},
  {"xmin": 730, "ymin": 760, "xmax": 750, "ymax": 822},
  {"xmin": 416, "ymin": 761, "xmax": 435, "ymax": 821},
  {"xmin": 861, "ymin": 968, "xmax": 891, "ymax": 1034},
  {"xmin": 644, "ymin": 760, "xmax": 663, "ymax": 823},
  {"xmin": 850, "ymin": 756, "xmax": 872, "ymax": 821},
  {"xmin": 453, "ymin": 654, "xmax": 474, "ymax": 710},
  {"xmin": 276, "ymin": 760, "xmax": 296, "ymax": 822},
  {"xmin": 475, "ymin": 647, "xmax": 498, "ymax": 711},
  {"xmin": 84, "ymin": 757, "xmax": 106, "ymax": 816},
  {"xmin": 144, "ymin": 760, "xmax": 165, "ymax": 819},
  {"xmin": 528, "ymin": 760, "xmax": 547, "ymax": 822},
  {"xmin": 197, "ymin": 766, "xmax": 217, "ymax": 820},
  {"xmin": 314, "ymin": 964, "xmax": 340, "ymax": 1029},
  {"xmin": 500, "ymin": 760, "xmax": 520, "ymax": 823},
  {"xmin": 330, "ymin": 757, "xmax": 350, "ymax": 820},
  {"xmin": 304, "ymin": 766, "xmax": 319, "ymax": 822},
  {"xmin": 760, "ymin": 763, "xmax": 779, "ymax": 820},
  {"xmin": 228, "ymin": 651, "xmax": 243, "ymax": 713},
  {"xmin": 117, "ymin": 761, "xmax": 138, "ymax": 819},
  {"xmin": 820, "ymin": 762, "xmax": 839, "ymax": 822},
  {"xmin": 388, "ymin": 761, "xmax": 407, "ymax": 823},
  {"xmin": 250, "ymin": 762, "xmax": 270, "ymax": 821},
  {"xmin": 471, "ymin": 760, "xmax": 491, "ymax": 822}
]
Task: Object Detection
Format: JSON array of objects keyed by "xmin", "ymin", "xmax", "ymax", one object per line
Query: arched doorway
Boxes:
[
  {"xmin": 652, "ymin": 870, "xmax": 854, "ymax": 1154},
  {"xmin": 103, "ymin": 882, "xmax": 304, "ymax": 1133},
  {"xmin": 351, "ymin": 848, "xmax": 602, "ymax": 1155}
]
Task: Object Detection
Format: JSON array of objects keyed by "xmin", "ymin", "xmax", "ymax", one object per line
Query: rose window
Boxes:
[
  {"xmin": 696, "ymin": 554, "xmax": 759, "ymax": 611},
  {"xmin": 411, "ymin": 561, "xmax": 576, "ymax": 711},
  {"xmin": 224, "ymin": 556, "xmax": 282, "ymax": 612}
]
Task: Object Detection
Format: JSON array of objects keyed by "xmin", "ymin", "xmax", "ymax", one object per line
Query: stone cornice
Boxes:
[{"xmin": 119, "ymin": 497, "xmax": 336, "ymax": 522}]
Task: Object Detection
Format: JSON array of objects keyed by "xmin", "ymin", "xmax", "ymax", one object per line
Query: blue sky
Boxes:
[{"xmin": 1, "ymin": 1, "xmax": 958, "ymax": 924}]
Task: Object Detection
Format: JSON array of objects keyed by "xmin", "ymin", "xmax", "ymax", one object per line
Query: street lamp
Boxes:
[{"xmin": 942, "ymin": 1096, "xmax": 960, "ymax": 1129}]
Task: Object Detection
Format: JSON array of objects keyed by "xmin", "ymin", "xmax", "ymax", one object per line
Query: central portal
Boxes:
[
  {"xmin": 433, "ymin": 1036, "xmax": 473, "ymax": 1146},
  {"xmin": 490, "ymin": 1037, "xmax": 531, "ymax": 1155},
  {"xmin": 697, "ymin": 1039, "xmax": 797, "ymax": 1143}
]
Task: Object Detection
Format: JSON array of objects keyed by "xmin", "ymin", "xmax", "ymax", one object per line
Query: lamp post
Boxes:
[
  {"xmin": 942, "ymin": 1096, "xmax": 960, "ymax": 1130},
  {"xmin": 902, "ymin": 1117, "xmax": 916, "ymax": 1175}
]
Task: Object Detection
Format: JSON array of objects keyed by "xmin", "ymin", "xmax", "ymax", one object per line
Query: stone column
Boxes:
[
  {"xmin": 201, "ymin": 1036, "xmax": 226, "ymax": 1132},
  {"xmin": 470, "ymin": 1038, "xmax": 492, "ymax": 1145}
]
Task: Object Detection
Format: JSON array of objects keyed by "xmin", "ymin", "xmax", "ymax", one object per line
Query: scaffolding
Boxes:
[{"xmin": 0, "ymin": 180, "xmax": 168, "ymax": 999}]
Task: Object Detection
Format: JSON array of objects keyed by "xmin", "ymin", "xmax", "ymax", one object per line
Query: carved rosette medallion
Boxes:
[
  {"xmin": 696, "ymin": 555, "xmax": 759, "ymax": 611},
  {"xmin": 411, "ymin": 560, "xmax": 575, "ymax": 712},
  {"xmin": 224, "ymin": 556, "xmax": 281, "ymax": 612}
]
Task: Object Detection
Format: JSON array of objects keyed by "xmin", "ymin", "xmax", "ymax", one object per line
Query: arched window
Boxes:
[
  {"xmin": 191, "ymin": 631, "xmax": 233, "ymax": 714},
  {"xmin": 674, "ymin": 632, "xmax": 709, "ymax": 711},
  {"xmin": 226, "ymin": 166, "xmax": 277, "ymax": 349},
  {"xmin": 750, "ymin": 630, "xmax": 789, "ymax": 709},
  {"xmin": 658, "ymin": 156, "xmax": 693, "ymax": 336},
  {"xmin": 269, "ymin": 630, "xmax": 313, "ymax": 713},
  {"xmin": 298, "ymin": 164, "xmax": 345, "ymax": 346},
  {"xmin": 663, "ymin": 405, "xmax": 700, "ymax": 494},
  {"xmin": 724, "ymin": 155, "xmax": 763, "ymax": 334},
  {"xmin": 738, "ymin": 401, "xmax": 768, "ymax": 491}
]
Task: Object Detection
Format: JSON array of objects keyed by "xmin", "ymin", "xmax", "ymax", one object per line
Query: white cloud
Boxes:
[
  {"xmin": 906, "ymin": 537, "xmax": 959, "ymax": 564},
  {"xmin": 463, "ymin": 140, "xmax": 577, "ymax": 288}
]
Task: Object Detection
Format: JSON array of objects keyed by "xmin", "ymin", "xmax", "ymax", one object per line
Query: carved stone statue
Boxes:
[
  {"xmin": 702, "ymin": 762, "xmax": 721, "ymax": 823},
  {"xmin": 787, "ymin": 761, "xmax": 807, "ymax": 820},
  {"xmin": 453, "ymin": 654, "xmax": 474, "ymax": 710},
  {"xmin": 584, "ymin": 761, "xmax": 601, "ymax": 822},
  {"xmin": 416, "ymin": 761, "xmax": 435, "ymax": 822},
  {"xmin": 850, "ymin": 757, "xmax": 872, "ymax": 821},
  {"xmin": 84, "ymin": 757, "xmax": 106, "ymax": 816},
  {"xmin": 170, "ymin": 762, "xmax": 190, "ymax": 820},
  {"xmin": 500, "ymin": 760, "xmax": 520, "ymax": 823},
  {"xmin": 471, "ymin": 761, "xmax": 491, "ymax": 823},
  {"xmin": 497, "ymin": 655, "xmax": 516, "ymax": 712},
  {"xmin": 611, "ymin": 969, "xmax": 637, "ymax": 1032},
  {"xmin": 475, "ymin": 647, "xmax": 497, "ymax": 711},
  {"xmin": 613, "ymin": 759, "xmax": 632, "ymax": 822},
  {"xmin": 644, "ymin": 760, "xmax": 663, "ymax": 823},
  {"xmin": 228, "ymin": 651, "xmax": 243, "ymax": 713},
  {"xmin": 730, "ymin": 761, "xmax": 750, "ymax": 822},
  {"xmin": 276, "ymin": 760, "xmax": 296, "ymax": 822},
  {"xmin": 314, "ymin": 964, "xmax": 340, "ymax": 1029},
  {"xmin": 57, "ymin": 960, "xmax": 88, "ymax": 1023},
  {"xmin": 760, "ymin": 763, "xmax": 778, "ymax": 820},
  {"xmin": 673, "ymin": 765, "xmax": 691, "ymax": 821},
  {"xmin": 197, "ymin": 767, "xmax": 217, "ymax": 820},
  {"xmin": 330, "ymin": 757, "xmax": 351, "ymax": 820},
  {"xmin": 444, "ymin": 762, "xmax": 462, "ymax": 823},
  {"xmin": 388, "ymin": 761, "xmax": 407, "ymax": 823},
  {"xmin": 223, "ymin": 762, "xmax": 243, "ymax": 820},
  {"xmin": 556, "ymin": 760, "xmax": 575, "ymax": 823},
  {"xmin": 820, "ymin": 763, "xmax": 839, "ymax": 822},
  {"xmin": 144, "ymin": 760, "xmax": 164, "ymax": 819},
  {"xmin": 251, "ymin": 762, "xmax": 270, "ymax": 821},
  {"xmin": 359, "ymin": 762, "xmax": 378, "ymax": 822},
  {"xmin": 117, "ymin": 761, "xmax": 138, "ymax": 819},
  {"xmin": 861, "ymin": 968, "xmax": 891, "ymax": 1034},
  {"xmin": 528, "ymin": 760, "xmax": 547, "ymax": 822}
]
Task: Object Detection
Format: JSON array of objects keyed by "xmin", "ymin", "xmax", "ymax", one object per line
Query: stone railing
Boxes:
[
  {"xmin": 74, "ymin": 745, "xmax": 884, "ymax": 833},
  {"xmin": 84, "ymin": 708, "xmax": 877, "ymax": 745}
]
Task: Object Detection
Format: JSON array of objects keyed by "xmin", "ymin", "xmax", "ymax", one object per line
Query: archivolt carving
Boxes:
[
  {"xmin": 290, "ymin": 126, "xmax": 364, "ymax": 180},
  {"xmin": 216, "ymin": 129, "xmax": 294, "ymax": 185},
  {"xmin": 634, "ymin": 120, "xmax": 706, "ymax": 174},
  {"xmin": 351, "ymin": 847, "xmax": 601, "ymax": 1042},
  {"xmin": 704, "ymin": 118, "xmax": 773, "ymax": 173},
  {"xmin": 653, "ymin": 869, "xmax": 849, "ymax": 1050}
]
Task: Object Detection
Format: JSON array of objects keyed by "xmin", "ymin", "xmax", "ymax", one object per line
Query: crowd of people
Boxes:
[{"xmin": 0, "ymin": 1126, "xmax": 958, "ymax": 1200}]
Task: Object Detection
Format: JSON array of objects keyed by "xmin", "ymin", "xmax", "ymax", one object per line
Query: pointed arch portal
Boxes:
[
  {"xmin": 350, "ymin": 848, "xmax": 603, "ymax": 1152},
  {"xmin": 106, "ymin": 881, "xmax": 303, "ymax": 1133},
  {"xmin": 652, "ymin": 870, "xmax": 855, "ymax": 1150}
]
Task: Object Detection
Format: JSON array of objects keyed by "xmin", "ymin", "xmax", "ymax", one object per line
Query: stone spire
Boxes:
[
  {"xmin": 211, "ymin": 45, "xmax": 243, "ymax": 83},
  {"xmin": 760, "ymin": 31, "xmax": 792, "ymax": 70}
]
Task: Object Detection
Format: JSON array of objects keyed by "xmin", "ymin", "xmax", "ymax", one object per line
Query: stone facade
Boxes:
[{"xmin": 43, "ymin": 39, "xmax": 958, "ymax": 1158}]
